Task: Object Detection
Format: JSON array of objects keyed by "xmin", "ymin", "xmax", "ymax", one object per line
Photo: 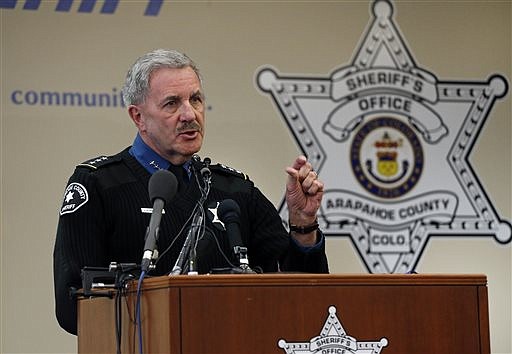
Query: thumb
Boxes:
[{"xmin": 285, "ymin": 167, "xmax": 300, "ymax": 191}]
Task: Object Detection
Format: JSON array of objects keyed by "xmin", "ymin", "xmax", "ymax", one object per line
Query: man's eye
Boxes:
[
  {"xmin": 191, "ymin": 96, "xmax": 202, "ymax": 103},
  {"xmin": 190, "ymin": 96, "xmax": 204, "ymax": 109}
]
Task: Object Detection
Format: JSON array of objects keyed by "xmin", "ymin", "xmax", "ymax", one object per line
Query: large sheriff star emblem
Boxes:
[
  {"xmin": 256, "ymin": 0, "xmax": 510, "ymax": 273},
  {"xmin": 278, "ymin": 306, "xmax": 388, "ymax": 354}
]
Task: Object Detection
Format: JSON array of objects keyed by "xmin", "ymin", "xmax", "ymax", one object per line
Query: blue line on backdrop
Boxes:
[
  {"xmin": 22, "ymin": 0, "xmax": 40, "ymax": 10},
  {"xmin": 144, "ymin": 0, "xmax": 163, "ymax": 16},
  {"xmin": 0, "ymin": 0, "xmax": 162, "ymax": 16},
  {"xmin": 77, "ymin": 0, "xmax": 96, "ymax": 13},
  {"xmin": 100, "ymin": 0, "xmax": 118, "ymax": 14},
  {"xmin": 0, "ymin": 0, "xmax": 17, "ymax": 8},
  {"xmin": 55, "ymin": 0, "xmax": 73, "ymax": 12}
]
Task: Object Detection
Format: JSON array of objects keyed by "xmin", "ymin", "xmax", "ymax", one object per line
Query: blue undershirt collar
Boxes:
[{"xmin": 129, "ymin": 133, "xmax": 191, "ymax": 177}]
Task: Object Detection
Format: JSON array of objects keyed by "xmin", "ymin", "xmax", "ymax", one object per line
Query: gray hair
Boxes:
[{"xmin": 121, "ymin": 49, "xmax": 202, "ymax": 106}]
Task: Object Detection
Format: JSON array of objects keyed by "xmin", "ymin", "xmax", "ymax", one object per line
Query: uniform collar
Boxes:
[{"xmin": 129, "ymin": 133, "xmax": 192, "ymax": 177}]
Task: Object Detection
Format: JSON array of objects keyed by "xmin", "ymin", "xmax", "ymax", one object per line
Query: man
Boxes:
[{"xmin": 53, "ymin": 49, "xmax": 328, "ymax": 335}]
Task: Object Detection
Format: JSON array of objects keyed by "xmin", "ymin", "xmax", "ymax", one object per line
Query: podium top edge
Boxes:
[{"xmin": 133, "ymin": 273, "xmax": 488, "ymax": 291}]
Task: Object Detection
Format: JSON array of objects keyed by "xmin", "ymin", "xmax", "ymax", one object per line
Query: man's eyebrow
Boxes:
[
  {"xmin": 191, "ymin": 90, "xmax": 204, "ymax": 98},
  {"xmin": 159, "ymin": 90, "xmax": 203, "ymax": 106},
  {"xmin": 159, "ymin": 95, "xmax": 180, "ymax": 105}
]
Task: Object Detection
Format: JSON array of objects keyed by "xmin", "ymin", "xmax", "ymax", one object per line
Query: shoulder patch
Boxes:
[
  {"xmin": 210, "ymin": 163, "xmax": 250, "ymax": 180},
  {"xmin": 60, "ymin": 182, "xmax": 88, "ymax": 215},
  {"xmin": 77, "ymin": 155, "xmax": 119, "ymax": 170}
]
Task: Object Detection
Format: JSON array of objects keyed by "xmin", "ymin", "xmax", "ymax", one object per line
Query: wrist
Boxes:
[
  {"xmin": 288, "ymin": 209, "xmax": 317, "ymax": 227},
  {"xmin": 289, "ymin": 218, "xmax": 319, "ymax": 234}
]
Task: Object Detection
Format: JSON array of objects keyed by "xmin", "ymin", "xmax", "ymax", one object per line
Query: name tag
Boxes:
[{"xmin": 141, "ymin": 208, "xmax": 165, "ymax": 214}]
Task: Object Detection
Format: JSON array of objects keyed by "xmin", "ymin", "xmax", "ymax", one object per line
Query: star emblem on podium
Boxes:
[
  {"xmin": 257, "ymin": 0, "xmax": 510, "ymax": 273},
  {"xmin": 278, "ymin": 306, "xmax": 388, "ymax": 354}
]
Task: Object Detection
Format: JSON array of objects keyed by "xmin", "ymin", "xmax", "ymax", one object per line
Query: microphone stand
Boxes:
[
  {"xmin": 233, "ymin": 246, "xmax": 253, "ymax": 273},
  {"xmin": 169, "ymin": 155, "xmax": 212, "ymax": 276},
  {"xmin": 169, "ymin": 209, "xmax": 203, "ymax": 275}
]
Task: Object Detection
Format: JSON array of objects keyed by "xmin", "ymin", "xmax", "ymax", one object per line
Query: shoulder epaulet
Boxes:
[
  {"xmin": 77, "ymin": 155, "xmax": 121, "ymax": 170},
  {"xmin": 210, "ymin": 163, "xmax": 250, "ymax": 181}
]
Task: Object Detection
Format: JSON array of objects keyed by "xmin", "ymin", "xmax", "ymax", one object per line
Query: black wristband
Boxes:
[{"xmin": 289, "ymin": 219, "xmax": 319, "ymax": 234}]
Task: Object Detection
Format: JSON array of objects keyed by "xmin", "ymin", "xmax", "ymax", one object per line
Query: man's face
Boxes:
[{"xmin": 129, "ymin": 66, "xmax": 205, "ymax": 165}]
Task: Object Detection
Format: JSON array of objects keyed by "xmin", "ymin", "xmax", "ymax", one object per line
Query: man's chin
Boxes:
[{"xmin": 181, "ymin": 143, "xmax": 203, "ymax": 159}]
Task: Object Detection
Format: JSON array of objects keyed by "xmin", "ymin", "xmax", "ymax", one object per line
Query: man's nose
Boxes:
[{"xmin": 179, "ymin": 101, "xmax": 196, "ymax": 121}]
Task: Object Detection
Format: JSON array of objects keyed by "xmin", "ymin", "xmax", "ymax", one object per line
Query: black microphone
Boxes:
[
  {"xmin": 141, "ymin": 170, "xmax": 178, "ymax": 272},
  {"xmin": 191, "ymin": 154, "xmax": 211, "ymax": 178},
  {"xmin": 200, "ymin": 157, "xmax": 211, "ymax": 177},
  {"xmin": 217, "ymin": 199, "xmax": 254, "ymax": 273}
]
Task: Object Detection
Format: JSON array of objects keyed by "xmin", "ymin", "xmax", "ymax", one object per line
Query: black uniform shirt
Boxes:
[{"xmin": 53, "ymin": 140, "xmax": 328, "ymax": 335}]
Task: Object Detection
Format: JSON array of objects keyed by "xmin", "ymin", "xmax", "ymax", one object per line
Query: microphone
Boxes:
[
  {"xmin": 141, "ymin": 170, "xmax": 178, "ymax": 272},
  {"xmin": 191, "ymin": 154, "xmax": 212, "ymax": 179},
  {"xmin": 217, "ymin": 199, "xmax": 254, "ymax": 273},
  {"xmin": 200, "ymin": 157, "xmax": 211, "ymax": 177}
]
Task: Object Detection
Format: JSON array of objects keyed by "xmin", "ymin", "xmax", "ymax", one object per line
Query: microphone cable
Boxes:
[
  {"xmin": 115, "ymin": 288, "xmax": 123, "ymax": 354},
  {"xmin": 136, "ymin": 270, "xmax": 146, "ymax": 354},
  {"xmin": 154, "ymin": 208, "xmax": 194, "ymax": 267},
  {"xmin": 204, "ymin": 224, "xmax": 237, "ymax": 269}
]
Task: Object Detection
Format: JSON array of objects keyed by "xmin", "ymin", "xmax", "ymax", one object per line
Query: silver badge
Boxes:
[
  {"xmin": 278, "ymin": 306, "xmax": 388, "ymax": 354},
  {"xmin": 257, "ymin": 0, "xmax": 510, "ymax": 274}
]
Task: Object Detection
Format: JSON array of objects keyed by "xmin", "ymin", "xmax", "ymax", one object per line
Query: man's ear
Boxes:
[{"xmin": 128, "ymin": 105, "xmax": 145, "ymax": 131}]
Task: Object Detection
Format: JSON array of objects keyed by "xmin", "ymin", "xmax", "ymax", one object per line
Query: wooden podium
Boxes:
[{"xmin": 77, "ymin": 274, "xmax": 490, "ymax": 354}]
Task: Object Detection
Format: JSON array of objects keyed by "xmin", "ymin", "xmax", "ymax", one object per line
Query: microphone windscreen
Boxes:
[
  {"xmin": 217, "ymin": 199, "xmax": 241, "ymax": 223},
  {"xmin": 148, "ymin": 169, "xmax": 178, "ymax": 204}
]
